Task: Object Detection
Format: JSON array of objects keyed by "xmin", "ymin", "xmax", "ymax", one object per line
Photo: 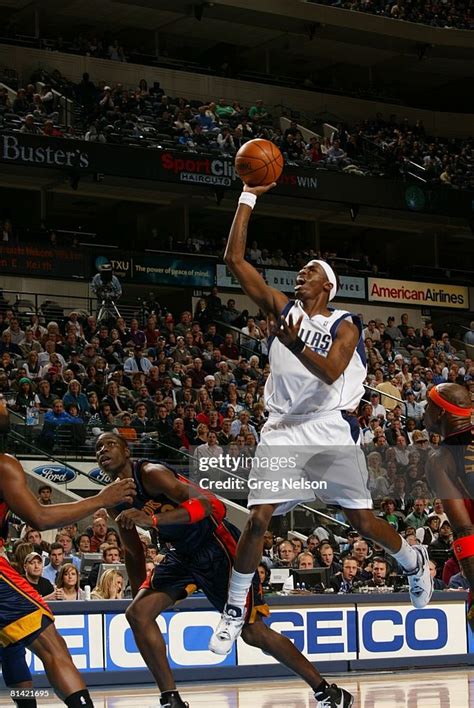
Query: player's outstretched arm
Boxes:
[
  {"xmin": 0, "ymin": 454, "xmax": 136, "ymax": 531},
  {"xmin": 109, "ymin": 508, "xmax": 146, "ymax": 596},
  {"xmin": 276, "ymin": 316, "xmax": 359, "ymax": 385},
  {"xmin": 116, "ymin": 463, "xmax": 212, "ymax": 530},
  {"xmin": 225, "ymin": 183, "xmax": 288, "ymax": 316}
]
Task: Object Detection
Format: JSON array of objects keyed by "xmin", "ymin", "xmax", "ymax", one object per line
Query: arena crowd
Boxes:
[
  {"xmin": 0, "ymin": 286, "xmax": 472, "ymax": 599},
  {"xmin": 1, "ymin": 66, "xmax": 473, "ymax": 190}
]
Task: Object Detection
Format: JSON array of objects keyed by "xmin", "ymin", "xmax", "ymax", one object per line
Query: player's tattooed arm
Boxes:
[
  {"xmin": 276, "ymin": 317, "xmax": 359, "ymax": 385},
  {"xmin": 224, "ymin": 183, "xmax": 288, "ymax": 316}
]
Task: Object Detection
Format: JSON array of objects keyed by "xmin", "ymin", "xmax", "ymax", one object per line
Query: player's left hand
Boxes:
[
  {"xmin": 116, "ymin": 508, "xmax": 153, "ymax": 530},
  {"xmin": 273, "ymin": 313, "xmax": 303, "ymax": 349}
]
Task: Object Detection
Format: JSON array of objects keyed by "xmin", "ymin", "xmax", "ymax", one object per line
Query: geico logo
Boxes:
[
  {"xmin": 361, "ymin": 609, "xmax": 448, "ymax": 652},
  {"xmin": 266, "ymin": 609, "xmax": 357, "ymax": 655},
  {"xmin": 106, "ymin": 612, "xmax": 234, "ymax": 669}
]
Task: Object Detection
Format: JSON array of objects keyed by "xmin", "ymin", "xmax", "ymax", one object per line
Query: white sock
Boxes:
[
  {"xmin": 227, "ymin": 569, "xmax": 255, "ymax": 612},
  {"xmin": 392, "ymin": 536, "xmax": 418, "ymax": 572}
]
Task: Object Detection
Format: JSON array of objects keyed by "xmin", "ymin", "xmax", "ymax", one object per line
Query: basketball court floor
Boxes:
[{"xmin": 2, "ymin": 669, "xmax": 473, "ymax": 707}]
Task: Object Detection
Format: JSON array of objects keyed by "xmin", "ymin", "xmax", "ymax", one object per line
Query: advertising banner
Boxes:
[
  {"xmin": 21, "ymin": 601, "xmax": 467, "ymax": 676},
  {"xmin": 2, "ymin": 133, "xmax": 473, "ymax": 216},
  {"xmin": 368, "ymin": 278, "xmax": 469, "ymax": 309},
  {"xmin": 357, "ymin": 602, "xmax": 467, "ymax": 660},
  {"xmin": 92, "ymin": 252, "xmax": 215, "ymax": 287},
  {"xmin": 0, "ymin": 243, "xmax": 87, "ymax": 279},
  {"xmin": 131, "ymin": 253, "xmax": 215, "ymax": 287},
  {"xmin": 218, "ymin": 264, "xmax": 366, "ymax": 300}
]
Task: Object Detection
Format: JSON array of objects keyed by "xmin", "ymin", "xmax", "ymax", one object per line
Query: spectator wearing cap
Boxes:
[
  {"xmin": 24, "ymin": 551, "xmax": 55, "ymax": 599},
  {"xmin": 370, "ymin": 391, "xmax": 386, "ymax": 418},
  {"xmin": 404, "ymin": 390, "xmax": 424, "ymax": 425},
  {"xmin": 430, "ymin": 520, "xmax": 453, "ymax": 555},
  {"xmin": 124, "ymin": 345, "xmax": 153, "ymax": 375}
]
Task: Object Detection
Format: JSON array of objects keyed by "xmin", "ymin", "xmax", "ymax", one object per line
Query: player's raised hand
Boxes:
[
  {"xmin": 116, "ymin": 508, "xmax": 152, "ymax": 530},
  {"xmin": 242, "ymin": 182, "xmax": 277, "ymax": 197},
  {"xmin": 274, "ymin": 313, "xmax": 304, "ymax": 350},
  {"xmin": 98, "ymin": 478, "xmax": 136, "ymax": 508}
]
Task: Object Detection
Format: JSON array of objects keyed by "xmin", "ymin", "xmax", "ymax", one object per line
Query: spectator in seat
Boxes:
[
  {"xmin": 55, "ymin": 563, "xmax": 86, "ymax": 600},
  {"xmin": 415, "ymin": 514, "xmax": 440, "ymax": 545},
  {"xmin": 42, "ymin": 543, "xmax": 65, "ymax": 584},
  {"xmin": 124, "ymin": 345, "xmax": 153, "ymax": 375},
  {"xmin": 405, "ymin": 498, "xmax": 429, "ymax": 530},
  {"xmin": 63, "ymin": 379, "xmax": 90, "ymax": 416},
  {"xmin": 91, "ymin": 568, "xmax": 124, "ymax": 599},
  {"xmin": 89, "ymin": 516, "xmax": 108, "ymax": 552},
  {"xmin": 429, "ymin": 560, "xmax": 446, "ymax": 590},
  {"xmin": 274, "ymin": 540, "xmax": 297, "ymax": 568},
  {"xmin": 317, "ymin": 542, "xmax": 341, "ymax": 576},
  {"xmin": 23, "ymin": 551, "xmax": 55, "ymax": 599},
  {"xmin": 330, "ymin": 556, "xmax": 359, "ymax": 593},
  {"xmin": 20, "ymin": 114, "xmax": 41, "ymax": 135}
]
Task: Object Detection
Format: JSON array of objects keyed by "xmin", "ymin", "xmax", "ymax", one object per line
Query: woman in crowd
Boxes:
[
  {"xmin": 24, "ymin": 350, "xmax": 42, "ymax": 381},
  {"xmin": 91, "ymin": 568, "xmax": 124, "ymax": 599},
  {"xmin": 63, "ymin": 379, "xmax": 90, "ymax": 416},
  {"xmin": 55, "ymin": 563, "xmax": 86, "ymax": 600}
]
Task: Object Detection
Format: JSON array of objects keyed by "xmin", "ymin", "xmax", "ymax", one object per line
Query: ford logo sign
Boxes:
[
  {"xmin": 89, "ymin": 467, "xmax": 111, "ymax": 485},
  {"xmin": 33, "ymin": 465, "xmax": 77, "ymax": 484}
]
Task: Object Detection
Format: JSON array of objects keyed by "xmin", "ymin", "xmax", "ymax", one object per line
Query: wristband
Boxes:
[
  {"xmin": 150, "ymin": 514, "xmax": 159, "ymax": 528},
  {"xmin": 238, "ymin": 192, "xmax": 257, "ymax": 210},
  {"xmin": 287, "ymin": 337, "xmax": 305, "ymax": 354}
]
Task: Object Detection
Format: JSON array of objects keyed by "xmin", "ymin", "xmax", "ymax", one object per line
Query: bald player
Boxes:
[{"xmin": 425, "ymin": 382, "xmax": 474, "ymax": 620}]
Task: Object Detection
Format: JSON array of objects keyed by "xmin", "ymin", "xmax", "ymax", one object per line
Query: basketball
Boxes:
[{"xmin": 235, "ymin": 139, "xmax": 284, "ymax": 187}]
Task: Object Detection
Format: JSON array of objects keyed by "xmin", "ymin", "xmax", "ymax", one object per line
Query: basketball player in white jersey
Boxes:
[{"xmin": 209, "ymin": 184, "xmax": 432, "ymax": 679}]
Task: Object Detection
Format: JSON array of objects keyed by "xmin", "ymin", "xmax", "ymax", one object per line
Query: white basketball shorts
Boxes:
[{"xmin": 247, "ymin": 410, "xmax": 372, "ymax": 515}]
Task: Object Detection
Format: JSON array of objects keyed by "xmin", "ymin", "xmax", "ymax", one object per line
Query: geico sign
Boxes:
[
  {"xmin": 357, "ymin": 604, "xmax": 466, "ymax": 659},
  {"xmin": 1, "ymin": 135, "xmax": 89, "ymax": 168},
  {"xmin": 105, "ymin": 611, "xmax": 236, "ymax": 670}
]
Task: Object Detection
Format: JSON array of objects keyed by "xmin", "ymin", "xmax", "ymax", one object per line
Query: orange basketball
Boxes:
[{"xmin": 235, "ymin": 139, "xmax": 284, "ymax": 187}]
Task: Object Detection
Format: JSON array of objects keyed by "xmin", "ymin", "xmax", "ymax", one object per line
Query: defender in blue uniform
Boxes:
[{"xmin": 96, "ymin": 432, "xmax": 345, "ymax": 708}]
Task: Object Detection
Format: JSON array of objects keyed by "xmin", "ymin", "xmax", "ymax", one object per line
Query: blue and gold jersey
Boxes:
[{"xmin": 127, "ymin": 459, "xmax": 226, "ymax": 553}]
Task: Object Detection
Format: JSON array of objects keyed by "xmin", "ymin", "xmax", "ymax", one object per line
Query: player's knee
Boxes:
[{"xmin": 125, "ymin": 602, "xmax": 144, "ymax": 628}]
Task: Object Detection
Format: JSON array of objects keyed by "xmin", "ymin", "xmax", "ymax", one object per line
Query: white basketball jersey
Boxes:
[{"xmin": 265, "ymin": 301, "xmax": 366, "ymax": 417}]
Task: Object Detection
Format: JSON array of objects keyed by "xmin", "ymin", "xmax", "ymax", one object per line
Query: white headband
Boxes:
[{"xmin": 308, "ymin": 260, "xmax": 338, "ymax": 301}]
